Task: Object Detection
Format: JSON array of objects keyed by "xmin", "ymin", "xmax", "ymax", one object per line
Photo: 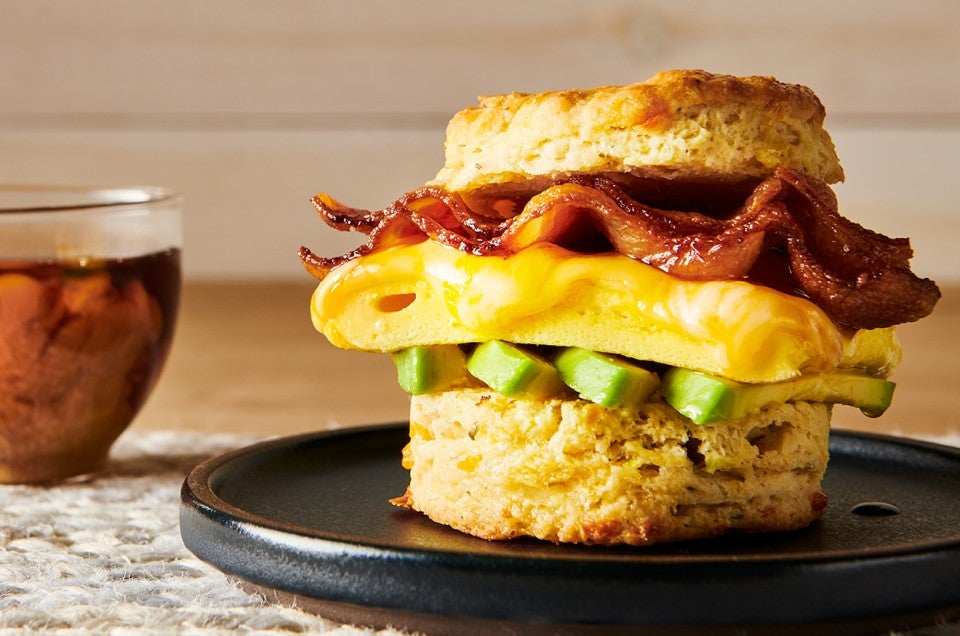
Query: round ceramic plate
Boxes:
[{"xmin": 180, "ymin": 425, "xmax": 960, "ymax": 634}]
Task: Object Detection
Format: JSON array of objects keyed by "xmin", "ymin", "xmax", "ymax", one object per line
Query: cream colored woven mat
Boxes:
[
  {"xmin": 2, "ymin": 429, "xmax": 957, "ymax": 635},
  {"xmin": 0, "ymin": 430, "xmax": 401, "ymax": 635}
]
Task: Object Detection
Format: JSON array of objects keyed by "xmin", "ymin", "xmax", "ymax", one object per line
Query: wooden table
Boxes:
[{"xmin": 133, "ymin": 282, "xmax": 960, "ymax": 440}]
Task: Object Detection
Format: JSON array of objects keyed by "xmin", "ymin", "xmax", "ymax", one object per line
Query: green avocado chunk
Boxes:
[
  {"xmin": 391, "ymin": 345, "xmax": 468, "ymax": 395},
  {"xmin": 466, "ymin": 340, "xmax": 565, "ymax": 399},
  {"xmin": 661, "ymin": 367, "xmax": 896, "ymax": 425},
  {"xmin": 554, "ymin": 347, "xmax": 660, "ymax": 408}
]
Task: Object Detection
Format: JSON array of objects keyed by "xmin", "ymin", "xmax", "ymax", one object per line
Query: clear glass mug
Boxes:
[{"xmin": 0, "ymin": 185, "xmax": 182, "ymax": 483}]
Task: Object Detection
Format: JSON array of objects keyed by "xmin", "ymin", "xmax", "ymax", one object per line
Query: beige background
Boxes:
[
  {"xmin": 2, "ymin": 0, "xmax": 958, "ymax": 282},
  {"xmin": 1, "ymin": 1, "xmax": 957, "ymax": 439}
]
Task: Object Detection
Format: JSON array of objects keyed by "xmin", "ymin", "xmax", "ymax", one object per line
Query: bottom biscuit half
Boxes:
[{"xmin": 392, "ymin": 389, "xmax": 831, "ymax": 546}]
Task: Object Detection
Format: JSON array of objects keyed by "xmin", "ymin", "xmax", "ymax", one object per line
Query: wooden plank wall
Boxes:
[{"xmin": 2, "ymin": 0, "xmax": 957, "ymax": 281}]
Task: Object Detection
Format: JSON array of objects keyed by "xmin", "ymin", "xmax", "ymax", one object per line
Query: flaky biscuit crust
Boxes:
[
  {"xmin": 433, "ymin": 70, "xmax": 843, "ymax": 193},
  {"xmin": 397, "ymin": 389, "xmax": 830, "ymax": 546}
]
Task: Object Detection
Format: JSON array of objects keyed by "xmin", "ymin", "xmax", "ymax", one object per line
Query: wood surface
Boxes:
[
  {"xmin": 6, "ymin": 2, "xmax": 958, "ymax": 439},
  {"xmin": 132, "ymin": 282, "xmax": 960, "ymax": 440},
  {"xmin": 2, "ymin": 1, "xmax": 957, "ymax": 116},
  {"xmin": 2, "ymin": 1, "xmax": 958, "ymax": 281}
]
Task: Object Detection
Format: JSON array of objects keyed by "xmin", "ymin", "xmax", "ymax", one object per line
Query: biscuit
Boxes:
[
  {"xmin": 394, "ymin": 389, "xmax": 831, "ymax": 545},
  {"xmin": 432, "ymin": 70, "xmax": 844, "ymax": 194}
]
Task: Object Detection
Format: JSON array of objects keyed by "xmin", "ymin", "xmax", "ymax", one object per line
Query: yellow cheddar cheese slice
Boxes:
[{"xmin": 310, "ymin": 240, "xmax": 900, "ymax": 384}]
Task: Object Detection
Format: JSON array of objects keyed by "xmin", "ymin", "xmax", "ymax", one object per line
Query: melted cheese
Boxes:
[{"xmin": 310, "ymin": 240, "xmax": 900, "ymax": 383}]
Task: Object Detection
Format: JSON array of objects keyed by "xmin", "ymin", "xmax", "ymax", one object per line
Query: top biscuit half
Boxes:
[{"xmin": 432, "ymin": 70, "xmax": 844, "ymax": 194}]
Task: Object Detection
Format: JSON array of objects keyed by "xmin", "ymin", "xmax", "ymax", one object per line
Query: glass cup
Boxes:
[{"xmin": 0, "ymin": 185, "xmax": 182, "ymax": 483}]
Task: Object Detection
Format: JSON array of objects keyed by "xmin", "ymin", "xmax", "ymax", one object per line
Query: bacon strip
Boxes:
[
  {"xmin": 495, "ymin": 178, "xmax": 770, "ymax": 280},
  {"xmin": 768, "ymin": 171, "xmax": 940, "ymax": 329},
  {"xmin": 299, "ymin": 169, "xmax": 940, "ymax": 329}
]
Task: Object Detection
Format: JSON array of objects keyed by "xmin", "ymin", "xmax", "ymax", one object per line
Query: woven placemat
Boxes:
[
  {"xmin": 0, "ymin": 430, "xmax": 403, "ymax": 635},
  {"xmin": 2, "ymin": 429, "xmax": 957, "ymax": 635}
]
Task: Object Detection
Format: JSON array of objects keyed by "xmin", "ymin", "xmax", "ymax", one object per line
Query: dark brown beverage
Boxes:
[{"xmin": 0, "ymin": 248, "xmax": 181, "ymax": 482}]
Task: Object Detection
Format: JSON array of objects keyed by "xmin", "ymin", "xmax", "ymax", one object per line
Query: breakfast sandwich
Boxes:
[{"xmin": 299, "ymin": 70, "xmax": 940, "ymax": 545}]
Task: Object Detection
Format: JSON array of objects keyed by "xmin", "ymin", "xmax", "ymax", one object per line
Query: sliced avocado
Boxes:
[
  {"xmin": 466, "ymin": 340, "xmax": 565, "ymax": 399},
  {"xmin": 391, "ymin": 345, "xmax": 469, "ymax": 395},
  {"xmin": 554, "ymin": 347, "xmax": 660, "ymax": 408},
  {"xmin": 662, "ymin": 367, "xmax": 895, "ymax": 425}
]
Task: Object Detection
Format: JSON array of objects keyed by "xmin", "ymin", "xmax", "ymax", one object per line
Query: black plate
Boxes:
[{"xmin": 180, "ymin": 425, "xmax": 960, "ymax": 634}]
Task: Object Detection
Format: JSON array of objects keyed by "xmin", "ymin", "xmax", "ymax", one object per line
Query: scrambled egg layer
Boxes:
[{"xmin": 310, "ymin": 240, "xmax": 899, "ymax": 384}]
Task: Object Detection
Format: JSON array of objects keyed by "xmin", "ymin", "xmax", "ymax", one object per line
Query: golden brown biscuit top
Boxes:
[{"xmin": 432, "ymin": 70, "xmax": 844, "ymax": 193}]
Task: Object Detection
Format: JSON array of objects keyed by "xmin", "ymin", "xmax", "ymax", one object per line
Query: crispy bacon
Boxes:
[
  {"xmin": 299, "ymin": 169, "xmax": 940, "ymax": 329},
  {"xmin": 767, "ymin": 171, "xmax": 940, "ymax": 329},
  {"xmin": 497, "ymin": 178, "xmax": 770, "ymax": 280}
]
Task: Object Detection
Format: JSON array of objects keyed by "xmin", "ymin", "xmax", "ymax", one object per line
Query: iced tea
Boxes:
[{"xmin": 0, "ymin": 248, "xmax": 180, "ymax": 482}]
